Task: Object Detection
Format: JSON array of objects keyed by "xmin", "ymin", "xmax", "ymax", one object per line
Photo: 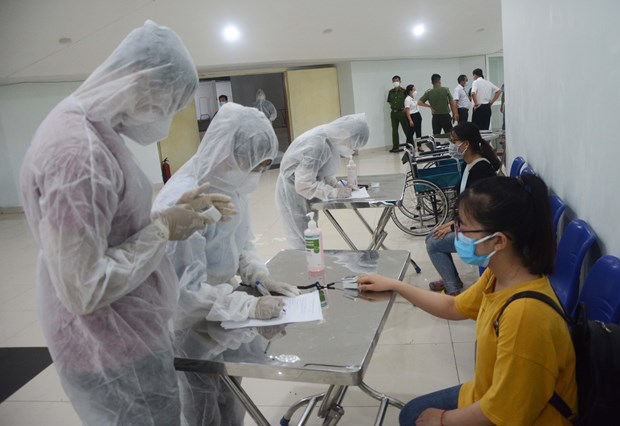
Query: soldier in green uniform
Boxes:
[
  {"xmin": 387, "ymin": 75, "xmax": 409, "ymax": 153},
  {"xmin": 418, "ymin": 74, "xmax": 459, "ymax": 135}
]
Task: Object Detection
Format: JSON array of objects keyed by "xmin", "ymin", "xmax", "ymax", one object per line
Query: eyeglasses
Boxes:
[{"xmin": 454, "ymin": 215, "xmax": 512, "ymax": 240}]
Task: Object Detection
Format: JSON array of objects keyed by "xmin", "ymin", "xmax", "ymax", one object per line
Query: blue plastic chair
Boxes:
[
  {"xmin": 549, "ymin": 194, "xmax": 567, "ymax": 237},
  {"xmin": 549, "ymin": 220, "xmax": 597, "ymax": 313},
  {"xmin": 574, "ymin": 256, "xmax": 620, "ymax": 323},
  {"xmin": 520, "ymin": 166, "xmax": 536, "ymax": 176},
  {"xmin": 509, "ymin": 156, "xmax": 526, "ymax": 177}
]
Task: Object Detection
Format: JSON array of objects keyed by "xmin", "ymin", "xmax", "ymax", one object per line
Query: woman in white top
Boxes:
[{"xmin": 404, "ymin": 84, "xmax": 430, "ymax": 144}]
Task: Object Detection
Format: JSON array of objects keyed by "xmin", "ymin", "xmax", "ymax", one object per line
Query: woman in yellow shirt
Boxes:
[{"xmin": 358, "ymin": 174, "xmax": 577, "ymax": 425}]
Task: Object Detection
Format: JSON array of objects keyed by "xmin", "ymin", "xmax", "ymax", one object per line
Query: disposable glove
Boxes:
[
  {"xmin": 154, "ymin": 205, "xmax": 208, "ymax": 240},
  {"xmin": 330, "ymin": 186, "xmax": 352, "ymax": 199},
  {"xmin": 261, "ymin": 278, "xmax": 301, "ymax": 297},
  {"xmin": 250, "ymin": 296, "xmax": 285, "ymax": 319},
  {"xmin": 175, "ymin": 182, "xmax": 238, "ymax": 222},
  {"xmin": 324, "ymin": 176, "xmax": 339, "ymax": 187}
]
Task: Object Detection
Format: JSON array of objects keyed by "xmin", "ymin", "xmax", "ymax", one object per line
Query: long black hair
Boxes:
[
  {"xmin": 452, "ymin": 122, "xmax": 501, "ymax": 171},
  {"xmin": 457, "ymin": 174, "xmax": 555, "ymax": 275},
  {"xmin": 406, "ymin": 84, "xmax": 415, "ymax": 97}
]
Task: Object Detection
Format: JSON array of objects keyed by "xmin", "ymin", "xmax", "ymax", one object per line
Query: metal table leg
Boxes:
[
  {"xmin": 220, "ymin": 375, "xmax": 270, "ymax": 426},
  {"xmin": 280, "ymin": 391, "xmax": 326, "ymax": 426},
  {"xmin": 323, "ymin": 210, "xmax": 359, "ymax": 250}
]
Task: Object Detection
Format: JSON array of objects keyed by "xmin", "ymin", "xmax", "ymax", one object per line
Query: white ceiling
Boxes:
[{"xmin": 0, "ymin": 0, "xmax": 503, "ymax": 85}]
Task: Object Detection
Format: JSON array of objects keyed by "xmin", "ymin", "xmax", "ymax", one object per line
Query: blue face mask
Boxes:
[
  {"xmin": 454, "ymin": 232, "xmax": 500, "ymax": 267},
  {"xmin": 219, "ymin": 101, "xmax": 226, "ymax": 107}
]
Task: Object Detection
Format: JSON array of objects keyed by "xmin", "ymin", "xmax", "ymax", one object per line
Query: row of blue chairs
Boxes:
[{"xmin": 508, "ymin": 156, "xmax": 620, "ymax": 323}]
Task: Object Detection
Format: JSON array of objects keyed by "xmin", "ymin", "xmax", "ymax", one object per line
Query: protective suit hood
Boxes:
[{"xmin": 73, "ymin": 20, "xmax": 198, "ymax": 141}]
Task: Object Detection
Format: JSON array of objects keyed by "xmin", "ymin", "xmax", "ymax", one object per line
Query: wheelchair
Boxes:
[{"xmin": 391, "ymin": 136, "xmax": 463, "ymax": 236}]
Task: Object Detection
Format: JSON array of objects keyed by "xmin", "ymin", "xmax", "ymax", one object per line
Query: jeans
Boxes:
[
  {"xmin": 425, "ymin": 231, "xmax": 462, "ymax": 293},
  {"xmin": 399, "ymin": 384, "xmax": 462, "ymax": 426}
]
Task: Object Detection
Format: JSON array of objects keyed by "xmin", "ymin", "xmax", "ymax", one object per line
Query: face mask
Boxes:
[
  {"xmin": 118, "ymin": 116, "xmax": 173, "ymax": 146},
  {"xmin": 448, "ymin": 142, "xmax": 467, "ymax": 159},
  {"xmin": 454, "ymin": 232, "xmax": 500, "ymax": 267},
  {"xmin": 413, "ymin": 90, "xmax": 418, "ymax": 96},
  {"xmin": 237, "ymin": 172, "xmax": 261, "ymax": 194},
  {"xmin": 219, "ymin": 101, "xmax": 226, "ymax": 107},
  {"xmin": 335, "ymin": 145, "xmax": 354, "ymax": 158},
  {"xmin": 393, "ymin": 81, "xmax": 400, "ymax": 88},
  {"xmin": 257, "ymin": 95, "xmax": 266, "ymax": 101}
]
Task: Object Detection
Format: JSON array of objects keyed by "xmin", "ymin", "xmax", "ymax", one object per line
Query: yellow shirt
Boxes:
[{"xmin": 455, "ymin": 269, "xmax": 577, "ymax": 425}]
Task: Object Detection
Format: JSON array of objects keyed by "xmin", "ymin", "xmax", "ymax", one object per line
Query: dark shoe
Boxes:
[
  {"xmin": 389, "ymin": 148, "xmax": 403, "ymax": 153},
  {"xmin": 447, "ymin": 290, "xmax": 462, "ymax": 296},
  {"xmin": 429, "ymin": 279, "xmax": 445, "ymax": 292}
]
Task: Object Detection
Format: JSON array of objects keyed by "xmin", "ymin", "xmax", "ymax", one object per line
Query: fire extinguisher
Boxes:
[{"xmin": 161, "ymin": 158, "xmax": 171, "ymax": 183}]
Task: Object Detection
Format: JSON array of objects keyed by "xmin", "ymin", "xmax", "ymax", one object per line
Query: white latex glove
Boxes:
[
  {"xmin": 250, "ymin": 296, "xmax": 285, "ymax": 319},
  {"xmin": 154, "ymin": 205, "xmax": 208, "ymax": 240},
  {"xmin": 175, "ymin": 182, "xmax": 238, "ymax": 222},
  {"xmin": 330, "ymin": 186, "xmax": 352, "ymax": 199},
  {"xmin": 324, "ymin": 176, "xmax": 339, "ymax": 187},
  {"xmin": 261, "ymin": 278, "xmax": 301, "ymax": 297}
]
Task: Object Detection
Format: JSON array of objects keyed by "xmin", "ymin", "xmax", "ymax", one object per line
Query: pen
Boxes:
[
  {"xmin": 338, "ymin": 179, "xmax": 347, "ymax": 187},
  {"xmin": 255, "ymin": 280, "xmax": 270, "ymax": 296}
]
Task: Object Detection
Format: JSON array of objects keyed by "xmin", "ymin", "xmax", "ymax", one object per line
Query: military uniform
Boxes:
[{"xmin": 387, "ymin": 87, "xmax": 408, "ymax": 151}]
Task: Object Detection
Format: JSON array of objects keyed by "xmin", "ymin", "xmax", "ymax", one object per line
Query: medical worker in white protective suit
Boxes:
[
  {"xmin": 276, "ymin": 114, "xmax": 370, "ymax": 249},
  {"xmin": 19, "ymin": 21, "xmax": 235, "ymax": 426},
  {"xmin": 253, "ymin": 89, "xmax": 277, "ymax": 122},
  {"xmin": 153, "ymin": 103, "xmax": 300, "ymax": 325}
]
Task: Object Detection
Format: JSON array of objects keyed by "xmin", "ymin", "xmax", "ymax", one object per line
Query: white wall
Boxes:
[
  {"xmin": 0, "ymin": 82, "xmax": 163, "ymax": 208},
  {"xmin": 337, "ymin": 56, "xmax": 486, "ymax": 150},
  {"xmin": 502, "ymin": 0, "xmax": 620, "ymax": 256}
]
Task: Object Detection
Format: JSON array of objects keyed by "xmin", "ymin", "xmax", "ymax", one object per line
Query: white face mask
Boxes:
[
  {"xmin": 257, "ymin": 95, "xmax": 266, "ymax": 101},
  {"xmin": 393, "ymin": 81, "xmax": 400, "ymax": 88},
  {"xmin": 335, "ymin": 145, "xmax": 354, "ymax": 158},
  {"xmin": 237, "ymin": 172, "xmax": 261, "ymax": 194},
  {"xmin": 119, "ymin": 116, "xmax": 173, "ymax": 146},
  {"xmin": 413, "ymin": 90, "xmax": 418, "ymax": 96}
]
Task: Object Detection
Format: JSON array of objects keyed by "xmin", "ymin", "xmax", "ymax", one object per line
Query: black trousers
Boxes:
[
  {"xmin": 472, "ymin": 103, "xmax": 492, "ymax": 130},
  {"xmin": 457, "ymin": 108, "xmax": 469, "ymax": 124},
  {"xmin": 431, "ymin": 114, "xmax": 453, "ymax": 135},
  {"xmin": 406, "ymin": 112, "xmax": 423, "ymax": 144}
]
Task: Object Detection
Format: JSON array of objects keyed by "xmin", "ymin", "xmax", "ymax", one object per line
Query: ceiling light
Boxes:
[
  {"xmin": 412, "ymin": 24, "xmax": 425, "ymax": 37},
  {"xmin": 222, "ymin": 25, "xmax": 241, "ymax": 42}
]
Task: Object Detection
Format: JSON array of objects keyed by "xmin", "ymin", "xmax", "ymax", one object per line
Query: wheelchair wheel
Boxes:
[{"xmin": 391, "ymin": 177, "xmax": 449, "ymax": 236}]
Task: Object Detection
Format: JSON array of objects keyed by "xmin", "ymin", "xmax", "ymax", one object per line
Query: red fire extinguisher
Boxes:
[{"xmin": 161, "ymin": 158, "xmax": 171, "ymax": 183}]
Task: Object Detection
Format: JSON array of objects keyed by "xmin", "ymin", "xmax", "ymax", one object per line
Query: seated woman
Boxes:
[
  {"xmin": 426, "ymin": 122, "xmax": 501, "ymax": 295},
  {"xmin": 358, "ymin": 174, "xmax": 577, "ymax": 425}
]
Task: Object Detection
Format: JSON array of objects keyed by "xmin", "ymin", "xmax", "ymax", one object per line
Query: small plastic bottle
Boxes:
[
  {"xmin": 304, "ymin": 213, "xmax": 325, "ymax": 273},
  {"xmin": 346, "ymin": 156, "xmax": 358, "ymax": 189}
]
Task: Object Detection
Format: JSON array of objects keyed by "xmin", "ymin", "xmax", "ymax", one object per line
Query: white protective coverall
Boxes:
[
  {"xmin": 153, "ymin": 103, "xmax": 297, "ymax": 326},
  {"xmin": 275, "ymin": 113, "xmax": 370, "ymax": 249},
  {"xmin": 19, "ymin": 21, "xmax": 199, "ymax": 425},
  {"xmin": 252, "ymin": 89, "xmax": 277, "ymax": 122}
]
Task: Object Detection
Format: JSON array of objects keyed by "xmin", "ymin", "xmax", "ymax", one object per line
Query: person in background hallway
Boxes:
[
  {"xmin": 454, "ymin": 74, "xmax": 472, "ymax": 124},
  {"xmin": 359, "ymin": 174, "xmax": 577, "ymax": 426},
  {"xmin": 19, "ymin": 20, "xmax": 219, "ymax": 425},
  {"xmin": 218, "ymin": 94, "xmax": 228, "ymax": 107},
  {"xmin": 471, "ymin": 68, "xmax": 502, "ymax": 131},
  {"xmin": 253, "ymin": 89, "xmax": 277, "ymax": 122},
  {"xmin": 387, "ymin": 75, "xmax": 408, "ymax": 153},
  {"xmin": 276, "ymin": 114, "xmax": 369, "ymax": 249},
  {"xmin": 404, "ymin": 84, "xmax": 431, "ymax": 146},
  {"xmin": 500, "ymin": 84, "xmax": 505, "ymax": 131},
  {"xmin": 418, "ymin": 74, "xmax": 459, "ymax": 135}
]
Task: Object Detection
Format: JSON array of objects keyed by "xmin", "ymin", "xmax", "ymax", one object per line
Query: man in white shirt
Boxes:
[
  {"xmin": 471, "ymin": 68, "xmax": 502, "ymax": 130},
  {"xmin": 453, "ymin": 74, "xmax": 471, "ymax": 124}
]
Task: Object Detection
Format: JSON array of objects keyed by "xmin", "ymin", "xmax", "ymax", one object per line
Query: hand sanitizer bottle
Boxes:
[
  {"xmin": 346, "ymin": 156, "xmax": 358, "ymax": 189},
  {"xmin": 304, "ymin": 213, "xmax": 324, "ymax": 272}
]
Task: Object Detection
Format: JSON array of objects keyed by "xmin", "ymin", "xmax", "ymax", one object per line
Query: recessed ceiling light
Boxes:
[
  {"xmin": 322, "ymin": 28, "xmax": 333, "ymax": 34},
  {"xmin": 58, "ymin": 37, "xmax": 72, "ymax": 45},
  {"xmin": 222, "ymin": 25, "xmax": 241, "ymax": 42},
  {"xmin": 412, "ymin": 24, "xmax": 425, "ymax": 37}
]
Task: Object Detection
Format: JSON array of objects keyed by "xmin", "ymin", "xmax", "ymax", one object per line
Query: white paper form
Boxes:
[
  {"xmin": 221, "ymin": 291, "xmax": 324, "ymax": 329},
  {"xmin": 350, "ymin": 187, "xmax": 370, "ymax": 198}
]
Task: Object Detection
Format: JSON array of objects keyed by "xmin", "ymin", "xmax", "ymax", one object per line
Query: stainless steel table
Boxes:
[
  {"xmin": 310, "ymin": 173, "xmax": 421, "ymax": 273},
  {"xmin": 174, "ymin": 249, "xmax": 410, "ymax": 426}
]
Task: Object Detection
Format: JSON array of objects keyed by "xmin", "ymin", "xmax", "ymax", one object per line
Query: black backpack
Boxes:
[{"xmin": 494, "ymin": 291, "xmax": 620, "ymax": 425}]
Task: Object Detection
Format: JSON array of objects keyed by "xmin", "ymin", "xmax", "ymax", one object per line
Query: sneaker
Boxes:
[{"xmin": 429, "ymin": 279, "xmax": 445, "ymax": 292}]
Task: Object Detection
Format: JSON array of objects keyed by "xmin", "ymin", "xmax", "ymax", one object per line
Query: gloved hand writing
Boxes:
[
  {"xmin": 250, "ymin": 296, "xmax": 285, "ymax": 319},
  {"xmin": 261, "ymin": 278, "xmax": 301, "ymax": 297},
  {"xmin": 324, "ymin": 176, "xmax": 339, "ymax": 187},
  {"xmin": 154, "ymin": 205, "xmax": 209, "ymax": 240},
  {"xmin": 175, "ymin": 182, "xmax": 238, "ymax": 222},
  {"xmin": 330, "ymin": 186, "xmax": 352, "ymax": 199}
]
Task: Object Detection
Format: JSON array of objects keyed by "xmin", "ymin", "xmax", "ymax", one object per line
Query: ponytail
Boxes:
[
  {"xmin": 479, "ymin": 139, "xmax": 501, "ymax": 171},
  {"xmin": 458, "ymin": 175, "xmax": 555, "ymax": 275},
  {"xmin": 452, "ymin": 122, "xmax": 501, "ymax": 171}
]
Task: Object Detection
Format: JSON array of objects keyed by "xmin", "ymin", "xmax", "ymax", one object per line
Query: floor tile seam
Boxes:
[{"xmin": 0, "ymin": 317, "xmax": 39, "ymax": 345}]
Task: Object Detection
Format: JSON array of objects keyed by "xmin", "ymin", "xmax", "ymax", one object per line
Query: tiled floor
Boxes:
[{"xmin": 0, "ymin": 148, "xmax": 479, "ymax": 425}]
